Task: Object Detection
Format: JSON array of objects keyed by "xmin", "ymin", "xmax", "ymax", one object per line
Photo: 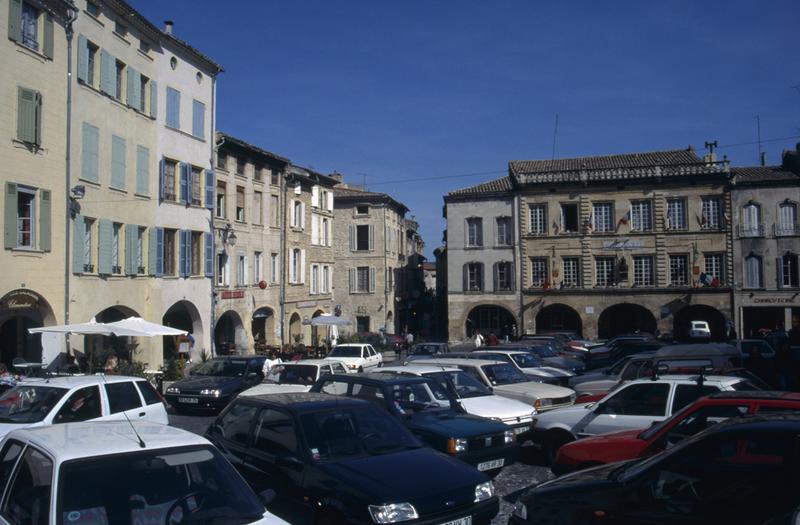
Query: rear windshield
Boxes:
[
  {"xmin": 481, "ymin": 364, "xmax": 528, "ymax": 385},
  {"xmin": 509, "ymin": 353, "xmax": 545, "ymax": 368},
  {"xmin": 267, "ymin": 365, "xmax": 318, "ymax": 386},
  {"xmin": 0, "ymin": 385, "xmax": 68, "ymax": 423},
  {"xmin": 427, "ymin": 370, "xmax": 490, "ymax": 398},
  {"xmin": 328, "ymin": 347, "xmax": 361, "ymax": 358}
]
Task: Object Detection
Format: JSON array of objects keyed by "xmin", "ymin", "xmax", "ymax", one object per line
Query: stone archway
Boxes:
[
  {"xmin": 465, "ymin": 305, "xmax": 517, "ymax": 340},
  {"xmin": 0, "ymin": 289, "xmax": 57, "ymax": 366},
  {"xmin": 91, "ymin": 305, "xmax": 141, "ymax": 368},
  {"xmin": 163, "ymin": 300, "xmax": 203, "ymax": 361},
  {"xmin": 288, "ymin": 313, "xmax": 302, "ymax": 346},
  {"xmin": 597, "ymin": 303, "xmax": 657, "ymax": 339},
  {"xmin": 310, "ymin": 310, "xmax": 325, "ymax": 348},
  {"xmin": 252, "ymin": 307, "xmax": 275, "ymax": 348},
  {"xmin": 536, "ymin": 304, "xmax": 583, "ymax": 336},
  {"xmin": 673, "ymin": 304, "xmax": 727, "ymax": 342},
  {"xmin": 215, "ymin": 310, "xmax": 247, "ymax": 355}
]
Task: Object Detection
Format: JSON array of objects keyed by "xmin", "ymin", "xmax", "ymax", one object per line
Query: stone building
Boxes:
[
  {"xmin": 283, "ymin": 165, "xmax": 337, "ymax": 348},
  {"xmin": 331, "ymin": 181, "xmax": 408, "ymax": 335},
  {"xmin": 730, "ymin": 148, "xmax": 800, "ymax": 337},
  {"xmin": 213, "ymin": 132, "xmax": 288, "ymax": 354}
]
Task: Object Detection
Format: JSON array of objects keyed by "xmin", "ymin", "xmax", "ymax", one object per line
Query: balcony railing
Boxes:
[
  {"xmin": 83, "ymin": 264, "xmax": 94, "ymax": 273},
  {"xmin": 774, "ymin": 223, "xmax": 800, "ymax": 237},
  {"xmin": 736, "ymin": 224, "xmax": 765, "ymax": 238},
  {"xmin": 112, "ymin": 265, "xmax": 122, "ymax": 274},
  {"xmin": 137, "ymin": 266, "xmax": 146, "ymax": 274}
]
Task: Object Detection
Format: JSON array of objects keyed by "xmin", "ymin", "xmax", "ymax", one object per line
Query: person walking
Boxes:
[{"xmin": 474, "ymin": 330, "xmax": 484, "ymax": 348}]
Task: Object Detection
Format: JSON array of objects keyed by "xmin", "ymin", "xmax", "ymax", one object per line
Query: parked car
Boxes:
[
  {"xmin": 585, "ymin": 333, "xmax": 656, "ymax": 368},
  {"xmin": 164, "ymin": 356, "xmax": 266, "ymax": 412},
  {"xmin": 553, "ymin": 390, "xmax": 800, "ymax": 475},
  {"xmin": 207, "ymin": 393, "xmax": 499, "ymax": 524},
  {"xmin": 510, "ymin": 414, "xmax": 800, "ymax": 525},
  {"xmin": 327, "ymin": 343, "xmax": 383, "ymax": 371},
  {"xmin": 310, "ymin": 373, "xmax": 517, "ymax": 475},
  {"xmin": 689, "ymin": 320, "xmax": 711, "ymax": 338},
  {"xmin": 424, "ymin": 358, "xmax": 577, "ymax": 412},
  {"xmin": 569, "ymin": 352, "xmax": 658, "ymax": 393},
  {"xmin": 736, "ymin": 338, "xmax": 777, "ymax": 359},
  {"xmin": 409, "ymin": 342, "xmax": 449, "ymax": 357},
  {"xmin": 517, "ymin": 336, "xmax": 586, "ymax": 360},
  {"xmin": 472, "ymin": 350, "xmax": 575, "ymax": 386},
  {"xmin": 375, "ymin": 364, "xmax": 536, "ymax": 437},
  {"xmin": 504, "ymin": 343, "xmax": 586, "ymax": 374},
  {"xmin": 240, "ymin": 359, "xmax": 351, "ymax": 397},
  {"xmin": 529, "ymin": 372, "xmax": 762, "ymax": 463},
  {"xmin": 0, "ymin": 375, "xmax": 168, "ymax": 440},
  {"xmin": 0, "ymin": 421, "xmax": 287, "ymax": 524}
]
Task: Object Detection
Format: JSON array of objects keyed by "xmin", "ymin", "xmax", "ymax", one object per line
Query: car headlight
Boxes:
[
  {"xmin": 539, "ymin": 398, "xmax": 553, "ymax": 407},
  {"xmin": 447, "ymin": 437, "xmax": 468, "ymax": 454},
  {"xmin": 533, "ymin": 398, "xmax": 541, "ymax": 409},
  {"xmin": 349, "ymin": 364, "xmax": 359, "ymax": 370},
  {"xmin": 368, "ymin": 502, "xmax": 418, "ymax": 524},
  {"xmin": 166, "ymin": 387, "xmax": 180, "ymax": 394},
  {"xmin": 512, "ymin": 500, "xmax": 527, "ymax": 519},
  {"xmin": 200, "ymin": 389, "xmax": 221, "ymax": 397},
  {"xmin": 504, "ymin": 430, "xmax": 515, "ymax": 444},
  {"xmin": 474, "ymin": 481, "xmax": 494, "ymax": 502}
]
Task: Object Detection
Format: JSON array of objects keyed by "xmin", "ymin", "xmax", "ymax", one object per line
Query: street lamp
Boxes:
[{"xmin": 220, "ymin": 223, "xmax": 237, "ymax": 246}]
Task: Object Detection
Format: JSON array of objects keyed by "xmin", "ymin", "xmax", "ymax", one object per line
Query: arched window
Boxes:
[
  {"xmin": 493, "ymin": 261, "xmax": 515, "ymax": 291},
  {"xmin": 779, "ymin": 253, "xmax": 799, "ymax": 288},
  {"xmin": 741, "ymin": 203, "xmax": 761, "ymax": 237},
  {"xmin": 462, "ymin": 262, "xmax": 483, "ymax": 292},
  {"xmin": 744, "ymin": 255, "xmax": 762, "ymax": 289},
  {"xmin": 777, "ymin": 202, "xmax": 798, "ymax": 236}
]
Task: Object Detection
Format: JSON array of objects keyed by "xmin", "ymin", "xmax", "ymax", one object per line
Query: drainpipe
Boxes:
[
  {"xmin": 63, "ymin": 3, "xmax": 78, "ymax": 343},
  {"xmin": 383, "ymin": 204, "xmax": 388, "ymax": 333},
  {"xmin": 514, "ymin": 194, "xmax": 523, "ymax": 338},
  {"xmin": 279, "ymin": 173, "xmax": 287, "ymax": 348},
  {"xmin": 209, "ymin": 79, "xmax": 219, "ymax": 356}
]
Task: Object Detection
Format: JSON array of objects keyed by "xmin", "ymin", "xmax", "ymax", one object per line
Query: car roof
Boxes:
[
  {"xmin": 18, "ymin": 375, "xmax": 145, "ymax": 389},
  {"xmin": 277, "ymin": 359, "xmax": 331, "ymax": 367},
  {"xmin": 340, "ymin": 372, "xmax": 434, "ymax": 384},
  {"xmin": 378, "ymin": 364, "xmax": 460, "ymax": 374},
  {"xmin": 238, "ymin": 392, "xmax": 367, "ymax": 411},
  {"xmin": 7, "ymin": 422, "xmax": 209, "ymax": 463},
  {"xmin": 707, "ymin": 391, "xmax": 800, "ymax": 401},
  {"xmin": 474, "ymin": 350, "xmax": 528, "ymax": 356},
  {"xmin": 332, "ymin": 343, "xmax": 368, "ymax": 348},
  {"xmin": 656, "ymin": 343, "xmax": 741, "ymax": 358},
  {"xmin": 697, "ymin": 412, "xmax": 800, "ymax": 435},
  {"xmin": 630, "ymin": 374, "xmax": 746, "ymax": 386},
  {"xmin": 424, "ymin": 358, "xmax": 513, "ymax": 367},
  {"xmin": 209, "ymin": 356, "xmax": 263, "ymax": 362}
]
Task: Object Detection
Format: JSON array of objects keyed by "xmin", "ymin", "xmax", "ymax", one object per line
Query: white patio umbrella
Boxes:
[
  {"xmin": 104, "ymin": 317, "xmax": 188, "ymax": 337},
  {"xmin": 28, "ymin": 318, "xmax": 147, "ymax": 337},
  {"xmin": 309, "ymin": 315, "xmax": 352, "ymax": 326}
]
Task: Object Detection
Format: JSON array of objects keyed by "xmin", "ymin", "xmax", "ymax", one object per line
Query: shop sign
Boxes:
[
  {"xmin": 752, "ymin": 297, "xmax": 796, "ymax": 304},
  {"xmin": 0, "ymin": 289, "xmax": 41, "ymax": 310},
  {"xmin": 297, "ymin": 301, "xmax": 317, "ymax": 309},
  {"xmin": 220, "ymin": 290, "xmax": 245, "ymax": 299},
  {"xmin": 603, "ymin": 239, "xmax": 645, "ymax": 251}
]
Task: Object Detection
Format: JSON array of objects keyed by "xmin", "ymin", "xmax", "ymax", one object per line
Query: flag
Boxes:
[
  {"xmin": 552, "ymin": 220, "xmax": 560, "ymax": 235},
  {"xmin": 664, "ymin": 211, "xmax": 672, "ymax": 230},
  {"xmin": 701, "ymin": 213, "xmax": 708, "ymax": 227},
  {"xmin": 711, "ymin": 277, "xmax": 720, "ymax": 287},
  {"xmin": 616, "ymin": 211, "xmax": 630, "ymax": 231},
  {"xmin": 585, "ymin": 209, "xmax": 594, "ymax": 232}
]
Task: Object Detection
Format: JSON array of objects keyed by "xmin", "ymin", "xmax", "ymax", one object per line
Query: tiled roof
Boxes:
[
  {"xmin": 732, "ymin": 166, "xmax": 800, "ymax": 184},
  {"xmin": 447, "ymin": 176, "xmax": 514, "ymax": 197},
  {"xmin": 217, "ymin": 132, "xmax": 289, "ymax": 164},
  {"xmin": 333, "ymin": 186, "xmax": 408, "ymax": 213}
]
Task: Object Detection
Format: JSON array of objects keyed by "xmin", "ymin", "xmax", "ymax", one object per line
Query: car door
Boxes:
[
  {"xmin": 103, "ymin": 381, "xmax": 147, "ymax": 421},
  {"xmin": 0, "ymin": 445, "xmax": 53, "ymax": 525},
  {"xmin": 575, "ymin": 383, "xmax": 671, "ymax": 437},
  {"xmin": 245, "ymin": 407, "xmax": 304, "ymax": 496},
  {"xmin": 51, "ymin": 386, "xmax": 103, "ymax": 424},
  {"xmin": 132, "ymin": 380, "xmax": 168, "ymax": 424},
  {"xmin": 208, "ymin": 401, "xmax": 259, "ymax": 469}
]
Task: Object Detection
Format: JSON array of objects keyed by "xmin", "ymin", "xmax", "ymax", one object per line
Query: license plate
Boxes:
[
  {"xmin": 477, "ymin": 458, "xmax": 504, "ymax": 471},
  {"xmin": 513, "ymin": 426, "xmax": 530, "ymax": 435},
  {"xmin": 178, "ymin": 397, "xmax": 199, "ymax": 404},
  {"xmin": 439, "ymin": 517, "xmax": 471, "ymax": 525}
]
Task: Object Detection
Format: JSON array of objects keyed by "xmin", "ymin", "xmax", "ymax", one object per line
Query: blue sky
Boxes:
[{"xmin": 132, "ymin": 1, "xmax": 800, "ymax": 258}]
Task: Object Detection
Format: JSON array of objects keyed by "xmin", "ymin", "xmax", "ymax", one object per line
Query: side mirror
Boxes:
[{"xmin": 259, "ymin": 489, "xmax": 277, "ymax": 506}]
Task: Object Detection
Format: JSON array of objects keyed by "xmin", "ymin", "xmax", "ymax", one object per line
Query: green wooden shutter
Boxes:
[
  {"xmin": 8, "ymin": 0, "xmax": 21, "ymax": 43},
  {"xmin": 136, "ymin": 145, "xmax": 149, "ymax": 195},
  {"xmin": 4, "ymin": 183, "xmax": 17, "ymax": 249},
  {"xmin": 111, "ymin": 135, "xmax": 126, "ymax": 189},
  {"xmin": 166, "ymin": 87, "xmax": 180, "ymax": 128},
  {"xmin": 72, "ymin": 214, "xmax": 84, "ymax": 273},
  {"xmin": 192, "ymin": 100, "xmax": 205, "ymax": 138},
  {"xmin": 156, "ymin": 228, "xmax": 164, "ymax": 276},
  {"xmin": 204, "ymin": 232, "xmax": 213, "ymax": 277},
  {"xmin": 100, "ymin": 50, "xmax": 114, "ymax": 96},
  {"xmin": 77, "ymin": 35, "xmax": 88, "ymax": 83},
  {"xmin": 126, "ymin": 67, "xmax": 136, "ymax": 106},
  {"xmin": 39, "ymin": 190, "xmax": 51, "ymax": 251},
  {"xmin": 80, "ymin": 122, "xmax": 99, "ymax": 183},
  {"xmin": 204, "ymin": 170, "xmax": 214, "ymax": 209},
  {"xmin": 43, "ymin": 12, "xmax": 53, "ymax": 59},
  {"xmin": 150, "ymin": 80, "xmax": 157, "ymax": 119},
  {"xmin": 17, "ymin": 87, "xmax": 37, "ymax": 144},
  {"xmin": 179, "ymin": 162, "xmax": 188, "ymax": 204},
  {"xmin": 125, "ymin": 224, "xmax": 136, "ymax": 275},
  {"xmin": 98, "ymin": 219, "xmax": 112, "ymax": 275},
  {"xmin": 148, "ymin": 227, "xmax": 158, "ymax": 276}
]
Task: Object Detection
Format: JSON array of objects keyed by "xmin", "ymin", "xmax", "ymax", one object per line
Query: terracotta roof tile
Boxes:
[
  {"xmin": 732, "ymin": 166, "xmax": 800, "ymax": 184},
  {"xmin": 447, "ymin": 176, "xmax": 513, "ymax": 197}
]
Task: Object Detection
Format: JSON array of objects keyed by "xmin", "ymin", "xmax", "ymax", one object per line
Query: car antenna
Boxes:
[{"xmin": 99, "ymin": 373, "xmax": 146, "ymax": 448}]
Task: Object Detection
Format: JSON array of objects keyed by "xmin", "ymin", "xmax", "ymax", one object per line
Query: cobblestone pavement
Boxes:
[{"xmin": 169, "ymin": 410, "xmax": 552, "ymax": 525}]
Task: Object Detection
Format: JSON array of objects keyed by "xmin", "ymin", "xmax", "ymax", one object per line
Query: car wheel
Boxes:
[
  {"xmin": 377, "ymin": 361, "xmax": 383, "ymax": 368},
  {"xmin": 544, "ymin": 430, "xmax": 575, "ymax": 465}
]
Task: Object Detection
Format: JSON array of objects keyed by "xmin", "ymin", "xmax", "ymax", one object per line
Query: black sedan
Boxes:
[
  {"xmin": 509, "ymin": 413, "xmax": 800, "ymax": 525},
  {"xmin": 164, "ymin": 356, "xmax": 266, "ymax": 412},
  {"xmin": 206, "ymin": 393, "xmax": 499, "ymax": 525}
]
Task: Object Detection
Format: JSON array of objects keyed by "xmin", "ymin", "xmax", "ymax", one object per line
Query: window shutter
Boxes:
[
  {"xmin": 4, "ymin": 183, "xmax": 17, "ymax": 249},
  {"xmin": 148, "ymin": 227, "xmax": 158, "ymax": 275},
  {"xmin": 327, "ymin": 219, "xmax": 332, "ymax": 246},
  {"xmin": 777, "ymin": 257, "xmax": 784, "ymax": 289},
  {"xmin": 178, "ymin": 230, "xmax": 188, "ymax": 278},
  {"xmin": 98, "ymin": 219, "xmax": 112, "ymax": 275},
  {"xmin": 77, "ymin": 35, "xmax": 88, "ymax": 83},
  {"xmin": 167, "ymin": 88, "xmax": 180, "ymax": 128},
  {"xmin": 510, "ymin": 263, "xmax": 516, "ymax": 291},
  {"xmin": 327, "ymin": 191, "xmax": 334, "ymax": 211},
  {"xmin": 368, "ymin": 224, "xmax": 375, "ymax": 251},
  {"xmin": 155, "ymin": 228, "xmax": 164, "ymax": 276},
  {"xmin": 17, "ymin": 87, "xmax": 37, "ymax": 144},
  {"xmin": 149, "ymin": 80, "xmax": 158, "ymax": 119},
  {"xmin": 127, "ymin": 67, "xmax": 141, "ymax": 109},
  {"xmin": 80, "ymin": 122, "xmax": 99, "ymax": 183},
  {"xmin": 311, "ymin": 214, "xmax": 319, "ymax": 245},
  {"xmin": 204, "ymin": 233, "xmax": 213, "ymax": 277},
  {"xmin": 349, "ymin": 268, "xmax": 355, "ymax": 293},
  {"xmin": 204, "ymin": 170, "xmax": 214, "ymax": 209},
  {"xmin": 124, "ymin": 224, "xmax": 135, "ymax": 275},
  {"xmin": 299, "ymin": 249, "xmax": 306, "ymax": 283},
  {"xmin": 39, "ymin": 190, "xmax": 51, "ymax": 251},
  {"xmin": 300, "ymin": 202, "xmax": 305, "ymax": 230},
  {"xmin": 179, "ymin": 163, "xmax": 188, "ymax": 204},
  {"xmin": 111, "ymin": 135, "xmax": 126, "ymax": 189},
  {"xmin": 158, "ymin": 158, "xmax": 165, "ymax": 201},
  {"xmin": 462, "ymin": 264, "xmax": 468, "ymax": 291},
  {"xmin": 369, "ymin": 267, "xmax": 376, "ymax": 293},
  {"xmin": 43, "ymin": 12, "xmax": 53, "ymax": 59},
  {"xmin": 8, "ymin": 0, "xmax": 21, "ymax": 42},
  {"xmin": 72, "ymin": 214, "xmax": 84, "ymax": 273},
  {"xmin": 135, "ymin": 145, "xmax": 149, "ymax": 195},
  {"xmin": 192, "ymin": 100, "xmax": 205, "ymax": 138},
  {"xmin": 311, "ymin": 186, "xmax": 319, "ymax": 207},
  {"xmin": 493, "ymin": 263, "xmax": 499, "ymax": 292},
  {"xmin": 349, "ymin": 225, "xmax": 355, "ymax": 251},
  {"xmin": 100, "ymin": 50, "xmax": 114, "ymax": 96}
]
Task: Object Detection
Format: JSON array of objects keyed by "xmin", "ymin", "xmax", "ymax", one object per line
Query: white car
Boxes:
[
  {"xmin": 471, "ymin": 350, "xmax": 575, "ymax": 386},
  {"xmin": 0, "ymin": 375, "xmax": 168, "ymax": 440},
  {"xmin": 376, "ymin": 364, "xmax": 536, "ymax": 437},
  {"xmin": 423, "ymin": 358, "xmax": 576, "ymax": 412},
  {"xmin": 0, "ymin": 421, "xmax": 288, "ymax": 524},
  {"xmin": 240, "ymin": 359, "xmax": 351, "ymax": 397},
  {"xmin": 689, "ymin": 320, "xmax": 711, "ymax": 338},
  {"xmin": 326, "ymin": 343, "xmax": 383, "ymax": 371}
]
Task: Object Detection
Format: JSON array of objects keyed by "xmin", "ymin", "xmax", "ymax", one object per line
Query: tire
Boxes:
[{"xmin": 543, "ymin": 430, "xmax": 575, "ymax": 466}]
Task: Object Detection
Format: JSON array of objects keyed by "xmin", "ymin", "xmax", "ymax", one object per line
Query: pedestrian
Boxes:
[
  {"xmin": 405, "ymin": 331, "xmax": 414, "ymax": 355},
  {"xmin": 474, "ymin": 330, "xmax": 484, "ymax": 348},
  {"xmin": 262, "ymin": 350, "xmax": 282, "ymax": 377},
  {"xmin": 487, "ymin": 332, "xmax": 499, "ymax": 346}
]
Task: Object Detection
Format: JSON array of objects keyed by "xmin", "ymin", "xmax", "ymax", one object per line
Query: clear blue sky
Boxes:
[{"xmin": 132, "ymin": 0, "xmax": 800, "ymax": 259}]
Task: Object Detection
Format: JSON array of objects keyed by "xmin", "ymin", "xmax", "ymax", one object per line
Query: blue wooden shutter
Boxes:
[
  {"xmin": 98, "ymin": 219, "xmax": 112, "ymax": 275},
  {"xmin": 155, "ymin": 227, "xmax": 164, "ymax": 276},
  {"xmin": 100, "ymin": 50, "xmax": 114, "ymax": 96},
  {"xmin": 81, "ymin": 122, "xmax": 99, "ymax": 183},
  {"xmin": 72, "ymin": 214, "xmax": 84, "ymax": 273},
  {"xmin": 204, "ymin": 232, "xmax": 213, "ymax": 277},
  {"xmin": 136, "ymin": 145, "xmax": 149, "ymax": 195},
  {"xmin": 126, "ymin": 67, "xmax": 136, "ymax": 107},
  {"xmin": 149, "ymin": 80, "xmax": 158, "ymax": 119},
  {"xmin": 39, "ymin": 190, "xmax": 51, "ymax": 251},
  {"xmin": 158, "ymin": 158, "xmax": 165, "ymax": 201},
  {"xmin": 204, "ymin": 169, "xmax": 214, "ymax": 209},
  {"xmin": 8, "ymin": 0, "xmax": 21, "ymax": 43},
  {"xmin": 192, "ymin": 99, "xmax": 205, "ymax": 138},
  {"xmin": 178, "ymin": 230, "xmax": 188, "ymax": 277},
  {"xmin": 4, "ymin": 183, "xmax": 17, "ymax": 249},
  {"xmin": 166, "ymin": 87, "xmax": 180, "ymax": 128},
  {"xmin": 179, "ymin": 162, "xmax": 188, "ymax": 204},
  {"xmin": 77, "ymin": 35, "xmax": 89, "ymax": 83},
  {"xmin": 148, "ymin": 227, "xmax": 158, "ymax": 275},
  {"xmin": 125, "ymin": 224, "xmax": 136, "ymax": 275},
  {"xmin": 43, "ymin": 12, "xmax": 53, "ymax": 59},
  {"xmin": 111, "ymin": 135, "xmax": 126, "ymax": 189}
]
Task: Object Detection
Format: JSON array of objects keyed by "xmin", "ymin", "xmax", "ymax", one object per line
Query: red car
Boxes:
[{"xmin": 553, "ymin": 390, "xmax": 800, "ymax": 475}]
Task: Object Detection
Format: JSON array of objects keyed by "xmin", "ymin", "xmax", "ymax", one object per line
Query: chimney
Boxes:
[
  {"xmin": 760, "ymin": 152, "xmax": 767, "ymax": 166},
  {"xmin": 164, "ymin": 20, "xmax": 174, "ymax": 35},
  {"xmin": 329, "ymin": 171, "xmax": 343, "ymax": 184}
]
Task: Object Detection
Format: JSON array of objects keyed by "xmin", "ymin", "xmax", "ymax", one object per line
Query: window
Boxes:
[
  {"xmin": 163, "ymin": 228, "xmax": 176, "ymax": 276},
  {"xmin": 111, "ymin": 223, "xmax": 121, "ymax": 273},
  {"xmin": 529, "ymin": 204, "xmax": 547, "ymax": 235},
  {"xmin": 745, "ymin": 255, "xmax": 762, "ymax": 288},
  {"xmin": 780, "ymin": 253, "xmax": 799, "ymax": 288},
  {"xmin": 163, "ymin": 159, "xmax": 177, "ymax": 201},
  {"xmin": 235, "ymin": 186, "xmax": 245, "ymax": 222},
  {"xmin": 217, "ymin": 153, "xmax": 226, "ymax": 170},
  {"xmin": 20, "ymin": 2, "xmax": 39, "ymax": 51},
  {"xmin": 701, "ymin": 197, "xmax": 722, "ymax": 229},
  {"xmin": 271, "ymin": 170, "xmax": 279, "ymax": 186},
  {"xmin": 321, "ymin": 265, "xmax": 330, "ymax": 293},
  {"xmin": 495, "ymin": 261, "xmax": 514, "ymax": 291},
  {"xmin": 356, "ymin": 225, "xmax": 370, "ymax": 251},
  {"xmin": 290, "ymin": 248, "xmax": 301, "ymax": 284},
  {"xmin": 136, "ymin": 227, "xmax": 145, "ymax": 274},
  {"xmin": 190, "ymin": 167, "xmax": 202, "ymax": 206},
  {"xmin": 357, "ymin": 316, "xmax": 370, "ymax": 333},
  {"xmin": 2, "ymin": 447, "xmax": 53, "ymax": 525},
  {"xmin": 464, "ymin": 262, "xmax": 483, "ymax": 291},
  {"xmin": 253, "ymin": 191, "xmax": 263, "ymax": 225},
  {"xmin": 192, "ymin": 99, "xmax": 205, "ymax": 139},
  {"xmin": 530, "ymin": 257, "xmax": 548, "ymax": 287},
  {"xmin": 633, "ymin": 256, "xmax": 654, "ymax": 286},
  {"xmin": 105, "ymin": 381, "xmax": 142, "ymax": 413},
  {"xmin": 704, "ymin": 254, "xmax": 723, "ymax": 285},
  {"xmin": 496, "ymin": 217, "xmax": 512, "ymax": 246},
  {"xmin": 292, "ymin": 201, "xmax": 302, "ymax": 228},
  {"xmin": 777, "ymin": 202, "xmax": 798, "ymax": 236},
  {"xmin": 114, "ymin": 59, "xmax": 125, "ymax": 101},
  {"xmin": 560, "ymin": 203, "xmax": 579, "ymax": 233},
  {"xmin": 216, "ymin": 252, "xmax": 229, "ymax": 286},
  {"xmin": 670, "ymin": 386, "xmax": 727, "ymax": 416},
  {"xmin": 593, "ymin": 202, "xmax": 613, "ymax": 232},
  {"xmin": 236, "ymin": 157, "xmax": 246, "ymax": 176},
  {"xmin": 219, "ymin": 402, "xmax": 258, "ymax": 446},
  {"xmin": 254, "ymin": 251, "xmax": 263, "ymax": 284},
  {"xmin": 741, "ymin": 203, "xmax": 761, "ymax": 237},
  {"xmin": 138, "ymin": 40, "xmax": 149, "ymax": 54},
  {"xmin": 166, "ymin": 87, "xmax": 180, "ymax": 128},
  {"xmin": 86, "ymin": 1, "xmax": 100, "ymax": 17},
  {"xmin": 356, "ymin": 205, "xmax": 369, "ymax": 215},
  {"xmin": 466, "ymin": 218, "xmax": 483, "ymax": 247},
  {"xmin": 255, "ymin": 409, "xmax": 297, "ymax": 454},
  {"xmin": 631, "ymin": 201, "xmax": 652, "ymax": 231},
  {"xmin": 666, "ymin": 198, "xmax": 687, "ymax": 230},
  {"xmin": 215, "ymin": 182, "xmax": 226, "ymax": 218},
  {"xmin": 0, "ymin": 441, "xmax": 24, "ymax": 492},
  {"xmin": 236, "ymin": 254, "xmax": 247, "ymax": 286},
  {"xmin": 271, "ymin": 195, "xmax": 280, "ymax": 227},
  {"xmin": 310, "ymin": 264, "xmax": 319, "ymax": 294},
  {"xmin": 135, "ymin": 381, "xmax": 162, "ymax": 406},
  {"xmin": 253, "ymin": 165, "xmax": 263, "ymax": 182},
  {"xmin": 270, "ymin": 253, "xmax": 278, "ymax": 283},
  {"xmin": 16, "ymin": 187, "xmax": 35, "ymax": 248},
  {"xmin": 191, "ymin": 232, "xmax": 202, "ymax": 275},
  {"xmin": 595, "ymin": 257, "xmax": 615, "ymax": 286},
  {"xmin": 669, "ymin": 255, "xmax": 688, "ymax": 286},
  {"xmin": 86, "ymin": 41, "xmax": 98, "ymax": 86},
  {"xmin": 321, "ymin": 218, "xmax": 329, "ymax": 245},
  {"xmin": 562, "ymin": 257, "xmax": 580, "ymax": 287},
  {"xmin": 83, "ymin": 218, "xmax": 94, "ymax": 272},
  {"xmin": 114, "ymin": 20, "xmax": 127, "ymax": 37},
  {"xmin": 54, "ymin": 386, "xmax": 101, "ymax": 423},
  {"xmin": 356, "ymin": 267, "xmax": 371, "ymax": 293},
  {"xmin": 16, "ymin": 87, "xmax": 41, "ymax": 146}
]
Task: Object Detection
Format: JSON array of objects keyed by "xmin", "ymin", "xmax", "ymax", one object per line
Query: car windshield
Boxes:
[
  {"xmin": 192, "ymin": 360, "xmax": 248, "ymax": 377},
  {"xmin": 481, "ymin": 364, "xmax": 528, "ymax": 385},
  {"xmin": 528, "ymin": 346, "xmax": 558, "ymax": 358},
  {"xmin": 510, "ymin": 353, "xmax": 545, "ymax": 368},
  {"xmin": 413, "ymin": 345, "xmax": 440, "ymax": 355},
  {"xmin": 267, "ymin": 365, "xmax": 318, "ymax": 385},
  {"xmin": 0, "ymin": 385, "xmax": 68, "ymax": 423},
  {"xmin": 729, "ymin": 380, "xmax": 760, "ymax": 391},
  {"xmin": 608, "ymin": 357, "xmax": 631, "ymax": 375},
  {"xmin": 427, "ymin": 371, "xmax": 490, "ymax": 398},
  {"xmin": 388, "ymin": 380, "xmax": 452, "ymax": 412},
  {"xmin": 57, "ymin": 445, "xmax": 264, "ymax": 525},
  {"xmin": 328, "ymin": 347, "xmax": 361, "ymax": 358},
  {"xmin": 300, "ymin": 406, "xmax": 421, "ymax": 460}
]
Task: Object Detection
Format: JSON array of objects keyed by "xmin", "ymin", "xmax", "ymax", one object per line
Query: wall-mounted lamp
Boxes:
[
  {"xmin": 70, "ymin": 185, "xmax": 86, "ymax": 200},
  {"xmin": 219, "ymin": 223, "xmax": 237, "ymax": 246}
]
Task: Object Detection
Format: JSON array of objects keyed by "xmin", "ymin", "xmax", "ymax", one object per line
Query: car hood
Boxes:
[
  {"xmin": 460, "ymin": 395, "xmax": 534, "ymax": 421},
  {"xmin": 534, "ymin": 403, "xmax": 594, "ymax": 428},
  {"xmin": 573, "ymin": 379, "xmax": 616, "ymax": 395},
  {"xmin": 316, "ymin": 448, "xmax": 487, "ymax": 515},
  {"xmin": 569, "ymin": 370, "xmax": 610, "ymax": 386},
  {"xmin": 325, "ymin": 356, "xmax": 363, "ymax": 365},
  {"xmin": 407, "ymin": 410, "xmax": 510, "ymax": 437},
  {"xmin": 494, "ymin": 382, "xmax": 575, "ymax": 399},
  {"xmin": 558, "ymin": 429, "xmax": 646, "ymax": 463},
  {"xmin": 540, "ymin": 366, "xmax": 574, "ymax": 378},
  {"xmin": 171, "ymin": 375, "xmax": 241, "ymax": 391},
  {"xmin": 536, "ymin": 461, "xmax": 621, "ymax": 492},
  {"xmin": 239, "ymin": 384, "xmax": 310, "ymax": 397}
]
